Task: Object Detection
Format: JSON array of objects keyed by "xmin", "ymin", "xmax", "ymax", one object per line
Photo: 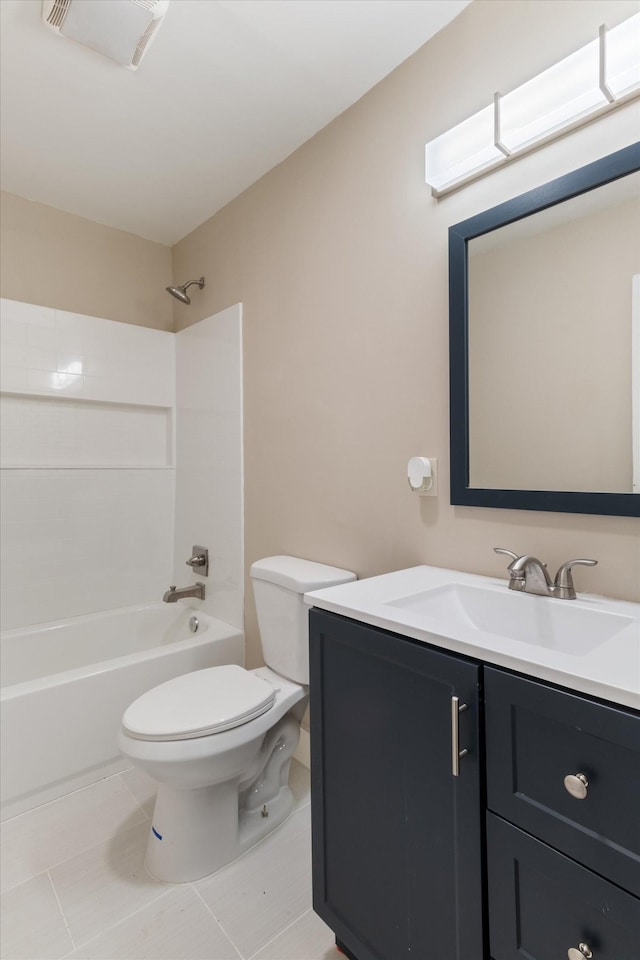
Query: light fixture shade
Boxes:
[
  {"xmin": 500, "ymin": 38, "xmax": 607, "ymax": 152},
  {"xmin": 425, "ymin": 105, "xmax": 503, "ymax": 191},
  {"xmin": 423, "ymin": 12, "xmax": 640, "ymax": 197},
  {"xmin": 604, "ymin": 13, "xmax": 640, "ymax": 99}
]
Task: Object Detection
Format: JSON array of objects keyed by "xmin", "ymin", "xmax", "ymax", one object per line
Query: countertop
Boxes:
[{"xmin": 305, "ymin": 565, "xmax": 640, "ymax": 711}]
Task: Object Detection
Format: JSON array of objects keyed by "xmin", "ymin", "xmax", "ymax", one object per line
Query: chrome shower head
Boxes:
[
  {"xmin": 166, "ymin": 285, "xmax": 191, "ymax": 304},
  {"xmin": 166, "ymin": 277, "xmax": 205, "ymax": 304}
]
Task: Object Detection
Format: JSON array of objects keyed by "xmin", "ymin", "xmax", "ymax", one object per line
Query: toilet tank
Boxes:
[{"xmin": 250, "ymin": 556, "xmax": 356, "ymax": 684}]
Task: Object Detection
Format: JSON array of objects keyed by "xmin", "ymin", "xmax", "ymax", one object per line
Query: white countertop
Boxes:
[{"xmin": 305, "ymin": 565, "xmax": 640, "ymax": 711}]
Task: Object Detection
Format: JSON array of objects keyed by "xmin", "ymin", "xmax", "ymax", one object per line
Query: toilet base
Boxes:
[
  {"xmin": 144, "ymin": 713, "xmax": 300, "ymax": 882},
  {"xmin": 145, "ymin": 781, "xmax": 295, "ymax": 883}
]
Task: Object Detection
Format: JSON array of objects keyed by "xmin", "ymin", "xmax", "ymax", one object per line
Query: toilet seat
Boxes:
[{"xmin": 122, "ymin": 665, "xmax": 276, "ymax": 742}]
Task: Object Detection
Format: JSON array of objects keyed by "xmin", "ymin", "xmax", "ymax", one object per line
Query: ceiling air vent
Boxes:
[
  {"xmin": 41, "ymin": 0, "xmax": 170, "ymax": 71},
  {"xmin": 44, "ymin": 0, "xmax": 71, "ymax": 29}
]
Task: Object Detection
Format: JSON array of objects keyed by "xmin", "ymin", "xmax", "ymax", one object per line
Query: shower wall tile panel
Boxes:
[
  {"xmin": 0, "ymin": 299, "xmax": 56, "ymax": 329},
  {"xmin": 0, "ymin": 468, "xmax": 175, "ymax": 630},
  {"xmin": 1, "ymin": 396, "xmax": 170, "ymax": 467},
  {"xmin": 0, "ymin": 300, "xmax": 176, "ymax": 631},
  {"xmin": 0, "ymin": 299, "xmax": 174, "ymax": 407},
  {"xmin": 174, "ymin": 305, "xmax": 244, "ymax": 631}
]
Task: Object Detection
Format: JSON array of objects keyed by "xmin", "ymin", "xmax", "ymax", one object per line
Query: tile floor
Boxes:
[{"xmin": 1, "ymin": 762, "xmax": 340, "ymax": 960}]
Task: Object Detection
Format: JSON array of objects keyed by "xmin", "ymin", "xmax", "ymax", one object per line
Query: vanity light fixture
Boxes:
[{"xmin": 425, "ymin": 12, "xmax": 640, "ymax": 196}]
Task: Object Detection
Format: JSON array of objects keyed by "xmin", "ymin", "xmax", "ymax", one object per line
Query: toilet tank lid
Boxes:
[{"xmin": 250, "ymin": 556, "xmax": 356, "ymax": 592}]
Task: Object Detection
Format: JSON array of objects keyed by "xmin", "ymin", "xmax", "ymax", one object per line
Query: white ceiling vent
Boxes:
[{"xmin": 42, "ymin": 0, "xmax": 170, "ymax": 71}]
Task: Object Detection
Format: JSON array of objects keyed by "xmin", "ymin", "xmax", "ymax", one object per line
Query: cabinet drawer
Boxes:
[
  {"xmin": 487, "ymin": 814, "xmax": 640, "ymax": 960},
  {"xmin": 485, "ymin": 667, "xmax": 640, "ymax": 895}
]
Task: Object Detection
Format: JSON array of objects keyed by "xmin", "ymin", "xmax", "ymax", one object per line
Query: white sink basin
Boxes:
[
  {"xmin": 305, "ymin": 565, "xmax": 640, "ymax": 710},
  {"xmin": 385, "ymin": 583, "xmax": 633, "ymax": 654}
]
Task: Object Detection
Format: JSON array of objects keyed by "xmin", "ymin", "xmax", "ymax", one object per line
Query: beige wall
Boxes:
[
  {"xmin": 0, "ymin": 192, "xmax": 173, "ymax": 330},
  {"xmin": 172, "ymin": 0, "xmax": 640, "ymax": 671},
  {"xmin": 469, "ymin": 192, "xmax": 640, "ymax": 491}
]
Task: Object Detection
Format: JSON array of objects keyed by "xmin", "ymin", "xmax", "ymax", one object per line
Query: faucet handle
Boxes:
[
  {"xmin": 493, "ymin": 547, "xmax": 520, "ymax": 562},
  {"xmin": 554, "ymin": 559, "xmax": 598, "ymax": 599},
  {"xmin": 186, "ymin": 555, "xmax": 206, "ymax": 568},
  {"xmin": 185, "ymin": 545, "xmax": 209, "ymax": 577},
  {"xmin": 494, "ymin": 548, "xmax": 527, "ymax": 590},
  {"xmin": 495, "ymin": 547, "xmax": 547, "ymax": 569}
]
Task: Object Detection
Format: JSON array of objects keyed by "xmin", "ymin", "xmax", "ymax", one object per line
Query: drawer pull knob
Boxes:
[
  {"xmin": 568, "ymin": 944, "xmax": 593, "ymax": 960},
  {"xmin": 564, "ymin": 773, "xmax": 589, "ymax": 799}
]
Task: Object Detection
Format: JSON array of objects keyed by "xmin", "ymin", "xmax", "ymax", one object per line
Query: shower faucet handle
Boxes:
[
  {"xmin": 185, "ymin": 545, "xmax": 209, "ymax": 577},
  {"xmin": 186, "ymin": 555, "xmax": 206, "ymax": 567}
]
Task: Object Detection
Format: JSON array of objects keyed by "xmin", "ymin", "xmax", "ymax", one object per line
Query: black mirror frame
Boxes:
[{"xmin": 449, "ymin": 141, "xmax": 640, "ymax": 518}]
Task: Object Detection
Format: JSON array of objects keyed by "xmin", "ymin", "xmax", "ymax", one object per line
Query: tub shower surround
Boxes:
[
  {"xmin": 174, "ymin": 304, "xmax": 244, "ymax": 631},
  {"xmin": 0, "ymin": 299, "xmax": 246, "ymax": 817},
  {"xmin": 0, "ymin": 298, "xmax": 175, "ymax": 631}
]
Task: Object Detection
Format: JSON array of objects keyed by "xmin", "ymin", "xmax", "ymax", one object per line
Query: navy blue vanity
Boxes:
[{"xmin": 308, "ymin": 607, "xmax": 640, "ymax": 960}]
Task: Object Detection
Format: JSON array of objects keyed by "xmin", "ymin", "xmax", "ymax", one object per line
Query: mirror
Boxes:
[{"xmin": 449, "ymin": 142, "xmax": 640, "ymax": 517}]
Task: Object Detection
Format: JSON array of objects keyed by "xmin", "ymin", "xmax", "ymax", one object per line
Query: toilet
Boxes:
[{"xmin": 118, "ymin": 556, "xmax": 356, "ymax": 883}]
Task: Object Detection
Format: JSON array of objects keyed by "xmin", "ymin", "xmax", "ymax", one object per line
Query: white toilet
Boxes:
[{"xmin": 118, "ymin": 556, "xmax": 356, "ymax": 883}]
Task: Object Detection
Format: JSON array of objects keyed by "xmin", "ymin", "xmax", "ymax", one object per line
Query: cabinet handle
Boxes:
[
  {"xmin": 451, "ymin": 696, "xmax": 468, "ymax": 777},
  {"xmin": 564, "ymin": 773, "xmax": 589, "ymax": 800},
  {"xmin": 568, "ymin": 943, "xmax": 593, "ymax": 960}
]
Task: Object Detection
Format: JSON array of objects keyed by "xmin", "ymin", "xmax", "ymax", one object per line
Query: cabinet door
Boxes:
[
  {"xmin": 309, "ymin": 609, "xmax": 484, "ymax": 960},
  {"xmin": 487, "ymin": 814, "xmax": 640, "ymax": 960}
]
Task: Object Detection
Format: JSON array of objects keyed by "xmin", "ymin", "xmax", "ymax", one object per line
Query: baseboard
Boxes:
[{"xmin": 294, "ymin": 725, "xmax": 310, "ymax": 768}]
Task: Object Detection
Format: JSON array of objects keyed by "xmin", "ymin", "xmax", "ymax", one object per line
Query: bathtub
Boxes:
[{"xmin": 0, "ymin": 603, "xmax": 243, "ymax": 820}]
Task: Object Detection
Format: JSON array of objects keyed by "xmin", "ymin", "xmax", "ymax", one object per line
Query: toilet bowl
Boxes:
[
  {"xmin": 118, "ymin": 665, "xmax": 306, "ymax": 882},
  {"xmin": 118, "ymin": 556, "xmax": 356, "ymax": 882}
]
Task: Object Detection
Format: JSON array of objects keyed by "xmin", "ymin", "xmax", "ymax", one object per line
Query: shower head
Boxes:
[{"xmin": 166, "ymin": 277, "xmax": 205, "ymax": 304}]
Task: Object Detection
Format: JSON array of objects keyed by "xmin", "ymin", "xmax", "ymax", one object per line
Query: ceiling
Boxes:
[{"xmin": 0, "ymin": 0, "xmax": 470, "ymax": 245}]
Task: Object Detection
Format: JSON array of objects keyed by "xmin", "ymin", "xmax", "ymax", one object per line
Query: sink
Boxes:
[
  {"xmin": 385, "ymin": 583, "xmax": 634, "ymax": 654},
  {"xmin": 305, "ymin": 565, "xmax": 640, "ymax": 708}
]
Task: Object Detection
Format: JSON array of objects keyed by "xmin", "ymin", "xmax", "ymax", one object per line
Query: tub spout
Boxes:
[{"xmin": 163, "ymin": 583, "xmax": 206, "ymax": 603}]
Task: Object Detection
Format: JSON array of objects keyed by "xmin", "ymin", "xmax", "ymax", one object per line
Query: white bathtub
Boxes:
[{"xmin": 0, "ymin": 603, "xmax": 243, "ymax": 820}]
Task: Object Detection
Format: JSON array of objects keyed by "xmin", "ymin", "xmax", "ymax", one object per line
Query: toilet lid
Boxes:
[{"xmin": 122, "ymin": 665, "xmax": 276, "ymax": 741}]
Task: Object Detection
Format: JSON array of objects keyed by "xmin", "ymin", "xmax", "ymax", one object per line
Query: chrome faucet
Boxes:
[
  {"xmin": 494, "ymin": 548, "xmax": 597, "ymax": 600},
  {"xmin": 162, "ymin": 582, "xmax": 206, "ymax": 603}
]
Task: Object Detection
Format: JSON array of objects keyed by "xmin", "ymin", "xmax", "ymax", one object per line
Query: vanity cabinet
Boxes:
[
  {"xmin": 309, "ymin": 609, "xmax": 484, "ymax": 960},
  {"xmin": 309, "ymin": 608, "xmax": 640, "ymax": 960}
]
